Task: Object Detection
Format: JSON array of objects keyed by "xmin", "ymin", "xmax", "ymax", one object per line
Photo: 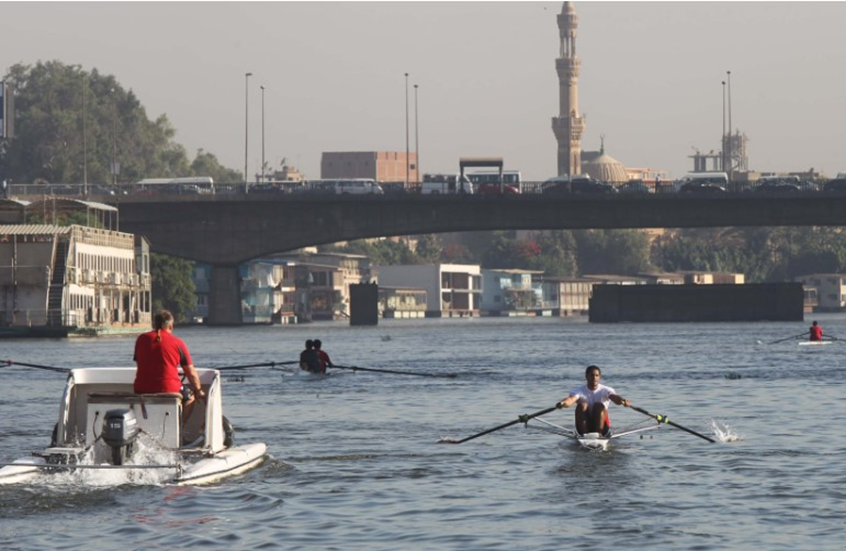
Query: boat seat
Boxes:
[{"xmin": 87, "ymin": 392, "xmax": 182, "ymax": 403}]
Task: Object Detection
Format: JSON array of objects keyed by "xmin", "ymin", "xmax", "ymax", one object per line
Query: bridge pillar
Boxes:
[{"xmin": 208, "ymin": 265, "xmax": 243, "ymax": 326}]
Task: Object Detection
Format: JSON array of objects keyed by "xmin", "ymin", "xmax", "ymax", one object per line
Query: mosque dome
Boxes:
[{"xmin": 583, "ymin": 137, "xmax": 628, "ymax": 183}]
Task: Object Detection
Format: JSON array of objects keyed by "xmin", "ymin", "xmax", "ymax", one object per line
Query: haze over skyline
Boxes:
[{"xmin": 2, "ymin": 2, "xmax": 844, "ymax": 182}]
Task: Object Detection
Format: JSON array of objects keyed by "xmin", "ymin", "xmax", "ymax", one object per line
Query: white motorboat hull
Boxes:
[
  {"xmin": 176, "ymin": 442, "xmax": 267, "ymax": 485},
  {"xmin": 0, "ymin": 458, "xmax": 46, "ymax": 484},
  {"xmin": 0, "ymin": 367, "xmax": 267, "ymax": 486}
]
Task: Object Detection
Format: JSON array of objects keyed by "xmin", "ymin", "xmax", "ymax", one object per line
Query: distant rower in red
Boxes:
[{"xmin": 809, "ymin": 320, "xmax": 823, "ymax": 342}]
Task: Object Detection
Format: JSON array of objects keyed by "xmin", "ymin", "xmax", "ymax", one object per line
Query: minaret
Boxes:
[{"xmin": 551, "ymin": 2, "xmax": 585, "ymax": 177}]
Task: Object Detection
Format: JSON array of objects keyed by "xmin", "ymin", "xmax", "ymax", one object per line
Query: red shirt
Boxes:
[
  {"xmin": 133, "ymin": 330, "xmax": 193, "ymax": 394},
  {"xmin": 318, "ymin": 350, "xmax": 332, "ymax": 370},
  {"xmin": 810, "ymin": 325, "xmax": 823, "ymax": 341}
]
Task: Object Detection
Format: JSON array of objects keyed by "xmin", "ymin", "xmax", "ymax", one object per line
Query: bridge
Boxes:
[
  {"xmin": 85, "ymin": 191, "xmax": 844, "ymax": 325},
  {"xmin": 14, "ymin": 188, "xmax": 846, "ymax": 324}
]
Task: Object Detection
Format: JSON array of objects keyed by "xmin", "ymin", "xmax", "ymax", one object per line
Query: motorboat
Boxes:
[{"xmin": 0, "ymin": 367, "xmax": 267, "ymax": 485}]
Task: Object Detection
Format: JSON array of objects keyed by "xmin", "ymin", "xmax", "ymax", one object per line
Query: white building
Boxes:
[
  {"xmin": 796, "ymin": 274, "xmax": 846, "ymax": 312},
  {"xmin": 0, "ymin": 224, "xmax": 151, "ymax": 334},
  {"xmin": 480, "ymin": 269, "xmax": 544, "ymax": 316},
  {"xmin": 376, "ymin": 264, "xmax": 481, "ymax": 317}
]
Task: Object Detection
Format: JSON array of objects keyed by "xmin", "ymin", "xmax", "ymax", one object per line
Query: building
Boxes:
[
  {"xmin": 0, "ymin": 223, "xmax": 151, "ymax": 335},
  {"xmin": 480, "ymin": 269, "xmax": 544, "ymax": 316},
  {"xmin": 321, "ymin": 151, "xmax": 418, "ymax": 184},
  {"xmin": 796, "ymin": 274, "xmax": 846, "ymax": 312},
  {"xmin": 272, "ymin": 251, "xmax": 373, "ymax": 321},
  {"xmin": 581, "ymin": 137, "xmax": 628, "ymax": 184},
  {"xmin": 378, "ymin": 286, "xmax": 427, "ymax": 319},
  {"xmin": 535, "ymin": 276, "xmax": 593, "ymax": 316},
  {"xmin": 551, "ymin": 2, "xmax": 586, "ymax": 177},
  {"xmin": 376, "ymin": 264, "xmax": 481, "ymax": 317},
  {"xmin": 239, "ymin": 259, "xmax": 298, "ymax": 324}
]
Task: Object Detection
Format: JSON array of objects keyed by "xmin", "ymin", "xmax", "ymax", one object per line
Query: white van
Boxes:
[
  {"xmin": 420, "ymin": 174, "xmax": 474, "ymax": 194},
  {"xmin": 333, "ymin": 179, "xmax": 384, "ymax": 195}
]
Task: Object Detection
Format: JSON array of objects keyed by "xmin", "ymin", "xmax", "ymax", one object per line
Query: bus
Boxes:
[
  {"xmin": 467, "ymin": 170, "xmax": 522, "ymax": 194},
  {"xmin": 134, "ymin": 177, "xmax": 215, "ymax": 195},
  {"xmin": 303, "ymin": 179, "xmax": 384, "ymax": 195}
]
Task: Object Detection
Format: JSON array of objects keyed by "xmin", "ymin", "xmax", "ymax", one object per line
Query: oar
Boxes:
[
  {"xmin": 210, "ymin": 360, "xmax": 299, "ymax": 371},
  {"xmin": 629, "ymin": 405, "xmax": 715, "ymax": 443},
  {"xmin": 438, "ymin": 405, "xmax": 559, "ymax": 444},
  {"xmin": 767, "ymin": 332, "xmax": 809, "ymax": 344},
  {"xmin": 331, "ymin": 364, "xmax": 456, "ymax": 379}
]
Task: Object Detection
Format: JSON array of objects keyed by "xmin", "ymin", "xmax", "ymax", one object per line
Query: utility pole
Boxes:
[
  {"xmin": 404, "ymin": 72, "xmax": 409, "ymax": 189},
  {"xmin": 414, "ymin": 83, "xmax": 419, "ymax": 185}
]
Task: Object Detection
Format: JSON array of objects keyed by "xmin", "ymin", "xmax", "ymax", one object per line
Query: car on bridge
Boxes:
[
  {"xmin": 619, "ymin": 181, "xmax": 651, "ymax": 194},
  {"xmin": 542, "ymin": 176, "xmax": 617, "ymax": 195},
  {"xmin": 823, "ymin": 179, "xmax": 846, "ymax": 192},
  {"xmin": 678, "ymin": 181, "xmax": 727, "ymax": 194},
  {"xmin": 753, "ymin": 178, "xmax": 801, "ymax": 194},
  {"xmin": 475, "ymin": 182, "xmax": 520, "ymax": 194}
]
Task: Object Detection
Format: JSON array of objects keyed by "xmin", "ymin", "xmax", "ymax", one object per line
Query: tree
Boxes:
[
  {"xmin": 0, "ymin": 61, "xmax": 239, "ymax": 186},
  {"xmin": 0, "ymin": 62, "xmax": 183, "ymax": 184},
  {"xmin": 532, "ymin": 230, "xmax": 579, "ymax": 277},
  {"xmin": 574, "ymin": 229, "xmax": 653, "ymax": 275},
  {"xmin": 190, "ymin": 149, "xmax": 242, "ymax": 184},
  {"xmin": 150, "ymin": 253, "xmax": 196, "ymax": 323},
  {"xmin": 415, "ymin": 234, "xmax": 443, "ymax": 264},
  {"xmin": 325, "ymin": 239, "xmax": 418, "ymax": 266}
]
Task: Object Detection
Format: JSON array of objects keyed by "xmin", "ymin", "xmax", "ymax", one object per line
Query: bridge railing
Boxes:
[{"xmin": 4, "ymin": 179, "xmax": 831, "ymax": 200}]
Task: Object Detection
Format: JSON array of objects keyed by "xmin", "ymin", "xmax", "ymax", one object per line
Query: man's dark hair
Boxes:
[{"xmin": 585, "ymin": 365, "xmax": 601, "ymax": 377}]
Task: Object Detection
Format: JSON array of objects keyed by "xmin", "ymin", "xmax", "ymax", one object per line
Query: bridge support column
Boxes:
[{"xmin": 208, "ymin": 265, "xmax": 243, "ymax": 326}]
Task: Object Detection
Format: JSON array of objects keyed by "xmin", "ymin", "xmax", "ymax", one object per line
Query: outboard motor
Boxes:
[{"xmin": 102, "ymin": 409, "xmax": 139, "ymax": 465}]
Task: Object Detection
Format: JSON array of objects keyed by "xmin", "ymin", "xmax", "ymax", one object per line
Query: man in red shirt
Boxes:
[
  {"xmin": 314, "ymin": 339, "xmax": 333, "ymax": 373},
  {"xmin": 134, "ymin": 310, "xmax": 205, "ymax": 426},
  {"xmin": 809, "ymin": 320, "xmax": 823, "ymax": 342}
]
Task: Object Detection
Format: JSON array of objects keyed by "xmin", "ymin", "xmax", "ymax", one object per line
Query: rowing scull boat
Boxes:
[{"xmin": 526, "ymin": 416, "xmax": 661, "ymax": 451}]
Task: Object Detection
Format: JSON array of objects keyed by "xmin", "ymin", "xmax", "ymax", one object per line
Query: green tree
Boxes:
[
  {"xmin": 532, "ymin": 230, "xmax": 579, "ymax": 277},
  {"xmin": 574, "ymin": 229, "xmax": 653, "ymax": 275},
  {"xmin": 415, "ymin": 234, "xmax": 444, "ymax": 264},
  {"xmin": 150, "ymin": 253, "xmax": 196, "ymax": 323},
  {"xmin": 0, "ymin": 61, "xmax": 239, "ymax": 186},
  {"xmin": 325, "ymin": 239, "xmax": 418, "ymax": 266},
  {"xmin": 190, "ymin": 149, "xmax": 242, "ymax": 184}
]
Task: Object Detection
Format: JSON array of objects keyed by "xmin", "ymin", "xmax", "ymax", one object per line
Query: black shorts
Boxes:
[{"xmin": 180, "ymin": 385, "xmax": 194, "ymax": 402}]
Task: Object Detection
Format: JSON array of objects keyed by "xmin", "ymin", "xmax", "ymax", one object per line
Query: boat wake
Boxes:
[
  {"xmin": 710, "ymin": 419, "xmax": 742, "ymax": 443},
  {"xmin": 28, "ymin": 439, "xmax": 179, "ymax": 488}
]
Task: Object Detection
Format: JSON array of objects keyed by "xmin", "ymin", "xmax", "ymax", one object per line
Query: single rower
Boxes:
[{"xmin": 556, "ymin": 365, "xmax": 629, "ymax": 436}]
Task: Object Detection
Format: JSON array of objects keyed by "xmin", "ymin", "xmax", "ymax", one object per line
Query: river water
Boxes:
[{"xmin": 1, "ymin": 315, "xmax": 844, "ymax": 550}]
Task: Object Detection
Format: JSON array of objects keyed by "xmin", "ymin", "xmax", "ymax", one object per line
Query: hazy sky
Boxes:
[{"xmin": 3, "ymin": 1, "xmax": 845, "ymax": 181}]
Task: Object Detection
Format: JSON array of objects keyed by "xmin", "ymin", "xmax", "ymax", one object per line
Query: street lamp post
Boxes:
[
  {"xmin": 414, "ymin": 83, "xmax": 419, "ymax": 185},
  {"xmin": 260, "ymin": 85, "xmax": 266, "ymax": 184},
  {"xmin": 82, "ymin": 73, "xmax": 88, "ymax": 194},
  {"xmin": 405, "ymin": 73, "xmax": 409, "ymax": 189},
  {"xmin": 726, "ymin": 70, "xmax": 732, "ymax": 181},
  {"xmin": 721, "ymin": 80, "xmax": 726, "ymax": 172},
  {"xmin": 245, "ymin": 72, "xmax": 253, "ymax": 189},
  {"xmin": 110, "ymin": 87, "xmax": 117, "ymax": 185}
]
